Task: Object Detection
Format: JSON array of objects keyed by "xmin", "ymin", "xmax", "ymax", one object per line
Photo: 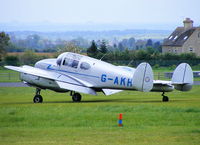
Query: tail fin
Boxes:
[
  {"xmin": 172, "ymin": 63, "xmax": 193, "ymax": 91},
  {"xmin": 133, "ymin": 63, "xmax": 153, "ymax": 92}
]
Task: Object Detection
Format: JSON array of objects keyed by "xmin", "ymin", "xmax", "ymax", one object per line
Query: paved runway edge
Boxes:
[{"xmin": 0, "ymin": 82, "xmax": 28, "ymax": 87}]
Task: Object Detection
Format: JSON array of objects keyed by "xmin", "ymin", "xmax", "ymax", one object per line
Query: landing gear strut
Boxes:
[
  {"xmin": 33, "ymin": 88, "xmax": 43, "ymax": 103},
  {"xmin": 70, "ymin": 91, "xmax": 82, "ymax": 102},
  {"xmin": 162, "ymin": 92, "xmax": 169, "ymax": 102}
]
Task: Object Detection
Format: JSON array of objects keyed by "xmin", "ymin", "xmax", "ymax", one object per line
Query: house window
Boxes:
[
  {"xmin": 189, "ymin": 47, "xmax": 193, "ymax": 52},
  {"xmin": 174, "ymin": 49, "xmax": 177, "ymax": 53},
  {"xmin": 169, "ymin": 35, "xmax": 173, "ymax": 40},
  {"xmin": 174, "ymin": 36, "xmax": 178, "ymax": 40},
  {"xmin": 184, "ymin": 36, "xmax": 188, "ymax": 40}
]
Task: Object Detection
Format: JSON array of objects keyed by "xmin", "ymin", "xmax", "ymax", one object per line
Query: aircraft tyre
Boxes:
[
  {"xmin": 162, "ymin": 96, "xmax": 169, "ymax": 102},
  {"xmin": 33, "ymin": 95, "xmax": 43, "ymax": 103},
  {"xmin": 72, "ymin": 93, "xmax": 82, "ymax": 102}
]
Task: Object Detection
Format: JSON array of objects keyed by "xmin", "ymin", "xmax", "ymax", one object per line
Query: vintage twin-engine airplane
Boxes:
[{"xmin": 5, "ymin": 52, "xmax": 193, "ymax": 103}]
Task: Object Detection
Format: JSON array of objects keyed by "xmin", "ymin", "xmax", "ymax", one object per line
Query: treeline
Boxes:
[
  {"xmin": 8, "ymin": 33, "xmax": 162, "ymax": 53},
  {"xmin": 2, "ymin": 50, "xmax": 51, "ymax": 66},
  {"xmin": 1, "ymin": 31, "xmax": 200, "ymax": 68},
  {"xmin": 87, "ymin": 48, "xmax": 200, "ymax": 67},
  {"xmin": 2, "ymin": 49, "xmax": 200, "ymax": 68},
  {"xmin": 86, "ymin": 40, "xmax": 200, "ymax": 67}
]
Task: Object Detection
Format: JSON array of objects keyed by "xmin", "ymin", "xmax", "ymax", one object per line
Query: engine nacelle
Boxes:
[
  {"xmin": 20, "ymin": 73, "xmax": 68, "ymax": 92},
  {"xmin": 174, "ymin": 84, "xmax": 192, "ymax": 91}
]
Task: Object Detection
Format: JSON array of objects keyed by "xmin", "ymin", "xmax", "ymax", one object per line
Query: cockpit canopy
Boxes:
[{"xmin": 56, "ymin": 52, "xmax": 91, "ymax": 70}]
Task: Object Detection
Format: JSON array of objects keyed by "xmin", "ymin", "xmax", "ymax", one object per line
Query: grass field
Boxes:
[{"xmin": 0, "ymin": 86, "xmax": 200, "ymax": 145}]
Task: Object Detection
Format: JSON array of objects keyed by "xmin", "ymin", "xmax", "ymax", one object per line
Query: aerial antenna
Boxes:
[
  {"xmin": 100, "ymin": 52, "xmax": 109, "ymax": 61},
  {"xmin": 99, "ymin": 48, "xmax": 111, "ymax": 61},
  {"xmin": 128, "ymin": 60, "xmax": 134, "ymax": 66}
]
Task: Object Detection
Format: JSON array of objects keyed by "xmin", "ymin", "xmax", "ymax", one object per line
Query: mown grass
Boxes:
[{"xmin": 0, "ymin": 86, "xmax": 200, "ymax": 145}]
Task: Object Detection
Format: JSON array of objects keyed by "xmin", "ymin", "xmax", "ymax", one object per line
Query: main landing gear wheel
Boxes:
[
  {"xmin": 33, "ymin": 88, "xmax": 43, "ymax": 103},
  {"xmin": 162, "ymin": 92, "xmax": 169, "ymax": 102},
  {"xmin": 72, "ymin": 93, "xmax": 82, "ymax": 102},
  {"xmin": 33, "ymin": 95, "xmax": 43, "ymax": 103}
]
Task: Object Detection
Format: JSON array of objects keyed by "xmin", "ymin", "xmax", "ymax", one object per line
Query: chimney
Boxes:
[{"xmin": 183, "ymin": 18, "xmax": 193, "ymax": 29}]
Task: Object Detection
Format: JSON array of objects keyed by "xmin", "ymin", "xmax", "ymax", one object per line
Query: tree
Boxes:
[
  {"xmin": 0, "ymin": 32, "xmax": 10, "ymax": 61},
  {"xmin": 20, "ymin": 50, "xmax": 38, "ymax": 65},
  {"xmin": 57, "ymin": 41, "xmax": 80, "ymax": 53},
  {"xmin": 128, "ymin": 37, "xmax": 136, "ymax": 49},
  {"xmin": 87, "ymin": 40, "xmax": 98, "ymax": 57},
  {"xmin": 113, "ymin": 43, "xmax": 117, "ymax": 49},
  {"xmin": 118, "ymin": 42, "xmax": 124, "ymax": 51},
  {"xmin": 99, "ymin": 40, "xmax": 107, "ymax": 54},
  {"xmin": 26, "ymin": 34, "xmax": 41, "ymax": 49},
  {"xmin": 153, "ymin": 41, "xmax": 162, "ymax": 52},
  {"xmin": 146, "ymin": 46, "xmax": 157, "ymax": 54},
  {"xmin": 4, "ymin": 55, "xmax": 19, "ymax": 66},
  {"xmin": 146, "ymin": 39, "xmax": 153, "ymax": 47},
  {"xmin": 121, "ymin": 39, "xmax": 128, "ymax": 49}
]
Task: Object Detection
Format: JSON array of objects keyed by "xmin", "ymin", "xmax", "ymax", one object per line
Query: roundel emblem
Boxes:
[{"xmin": 145, "ymin": 76, "xmax": 150, "ymax": 82}]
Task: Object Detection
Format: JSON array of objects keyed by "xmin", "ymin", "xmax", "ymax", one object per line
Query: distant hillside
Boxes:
[{"xmin": 6, "ymin": 29, "xmax": 171, "ymax": 41}]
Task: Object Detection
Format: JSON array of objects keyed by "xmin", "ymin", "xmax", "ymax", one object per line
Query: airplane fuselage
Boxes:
[{"xmin": 34, "ymin": 52, "xmax": 135, "ymax": 90}]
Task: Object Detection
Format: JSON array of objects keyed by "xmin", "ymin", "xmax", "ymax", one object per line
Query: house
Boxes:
[{"xmin": 162, "ymin": 18, "xmax": 200, "ymax": 56}]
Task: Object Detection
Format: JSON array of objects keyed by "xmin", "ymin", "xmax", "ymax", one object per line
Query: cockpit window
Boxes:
[
  {"xmin": 63, "ymin": 58, "xmax": 79, "ymax": 68},
  {"xmin": 80, "ymin": 62, "xmax": 91, "ymax": 70},
  {"xmin": 56, "ymin": 57, "xmax": 62, "ymax": 66},
  {"xmin": 56, "ymin": 53, "xmax": 66, "ymax": 66}
]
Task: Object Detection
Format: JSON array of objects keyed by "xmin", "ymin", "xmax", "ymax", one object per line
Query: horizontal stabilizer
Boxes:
[
  {"xmin": 133, "ymin": 63, "xmax": 153, "ymax": 92},
  {"xmin": 102, "ymin": 89, "xmax": 123, "ymax": 96}
]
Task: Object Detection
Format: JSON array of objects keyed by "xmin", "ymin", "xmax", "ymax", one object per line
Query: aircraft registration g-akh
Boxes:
[{"xmin": 5, "ymin": 52, "xmax": 193, "ymax": 103}]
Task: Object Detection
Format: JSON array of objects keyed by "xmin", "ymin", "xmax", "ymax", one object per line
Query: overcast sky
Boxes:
[{"xmin": 1, "ymin": 0, "xmax": 200, "ymax": 30}]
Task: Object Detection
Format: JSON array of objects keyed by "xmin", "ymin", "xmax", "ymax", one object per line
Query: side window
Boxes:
[
  {"xmin": 63, "ymin": 58, "xmax": 79, "ymax": 69},
  {"xmin": 72, "ymin": 60, "xmax": 79, "ymax": 68},
  {"xmin": 80, "ymin": 62, "xmax": 91, "ymax": 70}
]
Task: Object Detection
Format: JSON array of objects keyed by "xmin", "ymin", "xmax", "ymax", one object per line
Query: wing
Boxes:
[{"xmin": 5, "ymin": 65, "xmax": 96, "ymax": 95}]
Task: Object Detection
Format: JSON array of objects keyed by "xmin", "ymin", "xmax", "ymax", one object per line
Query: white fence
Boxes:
[{"xmin": 0, "ymin": 72, "xmax": 20, "ymax": 81}]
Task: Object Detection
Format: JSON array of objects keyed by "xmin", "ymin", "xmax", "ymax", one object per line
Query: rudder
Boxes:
[
  {"xmin": 133, "ymin": 63, "xmax": 153, "ymax": 92},
  {"xmin": 172, "ymin": 63, "xmax": 193, "ymax": 91}
]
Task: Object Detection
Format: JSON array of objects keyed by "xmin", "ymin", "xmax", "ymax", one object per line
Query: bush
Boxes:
[
  {"xmin": 4, "ymin": 56, "xmax": 19, "ymax": 66},
  {"xmin": 154, "ymin": 64, "xmax": 160, "ymax": 69}
]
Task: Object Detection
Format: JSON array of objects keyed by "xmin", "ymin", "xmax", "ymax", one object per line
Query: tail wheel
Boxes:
[
  {"xmin": 72, "ymin": 93, "xmax": 82, "ymax": 102},
  {"xmin": 33, "ymin": 95, "xmax": 43, "ymax": 103},
  {"xmin": 162, "ymin": 96, "xmax": 169, "ymax": 102},
  {"xmin": 162, "ymin": 92, "xmax": 169, "ymax": 102}
]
